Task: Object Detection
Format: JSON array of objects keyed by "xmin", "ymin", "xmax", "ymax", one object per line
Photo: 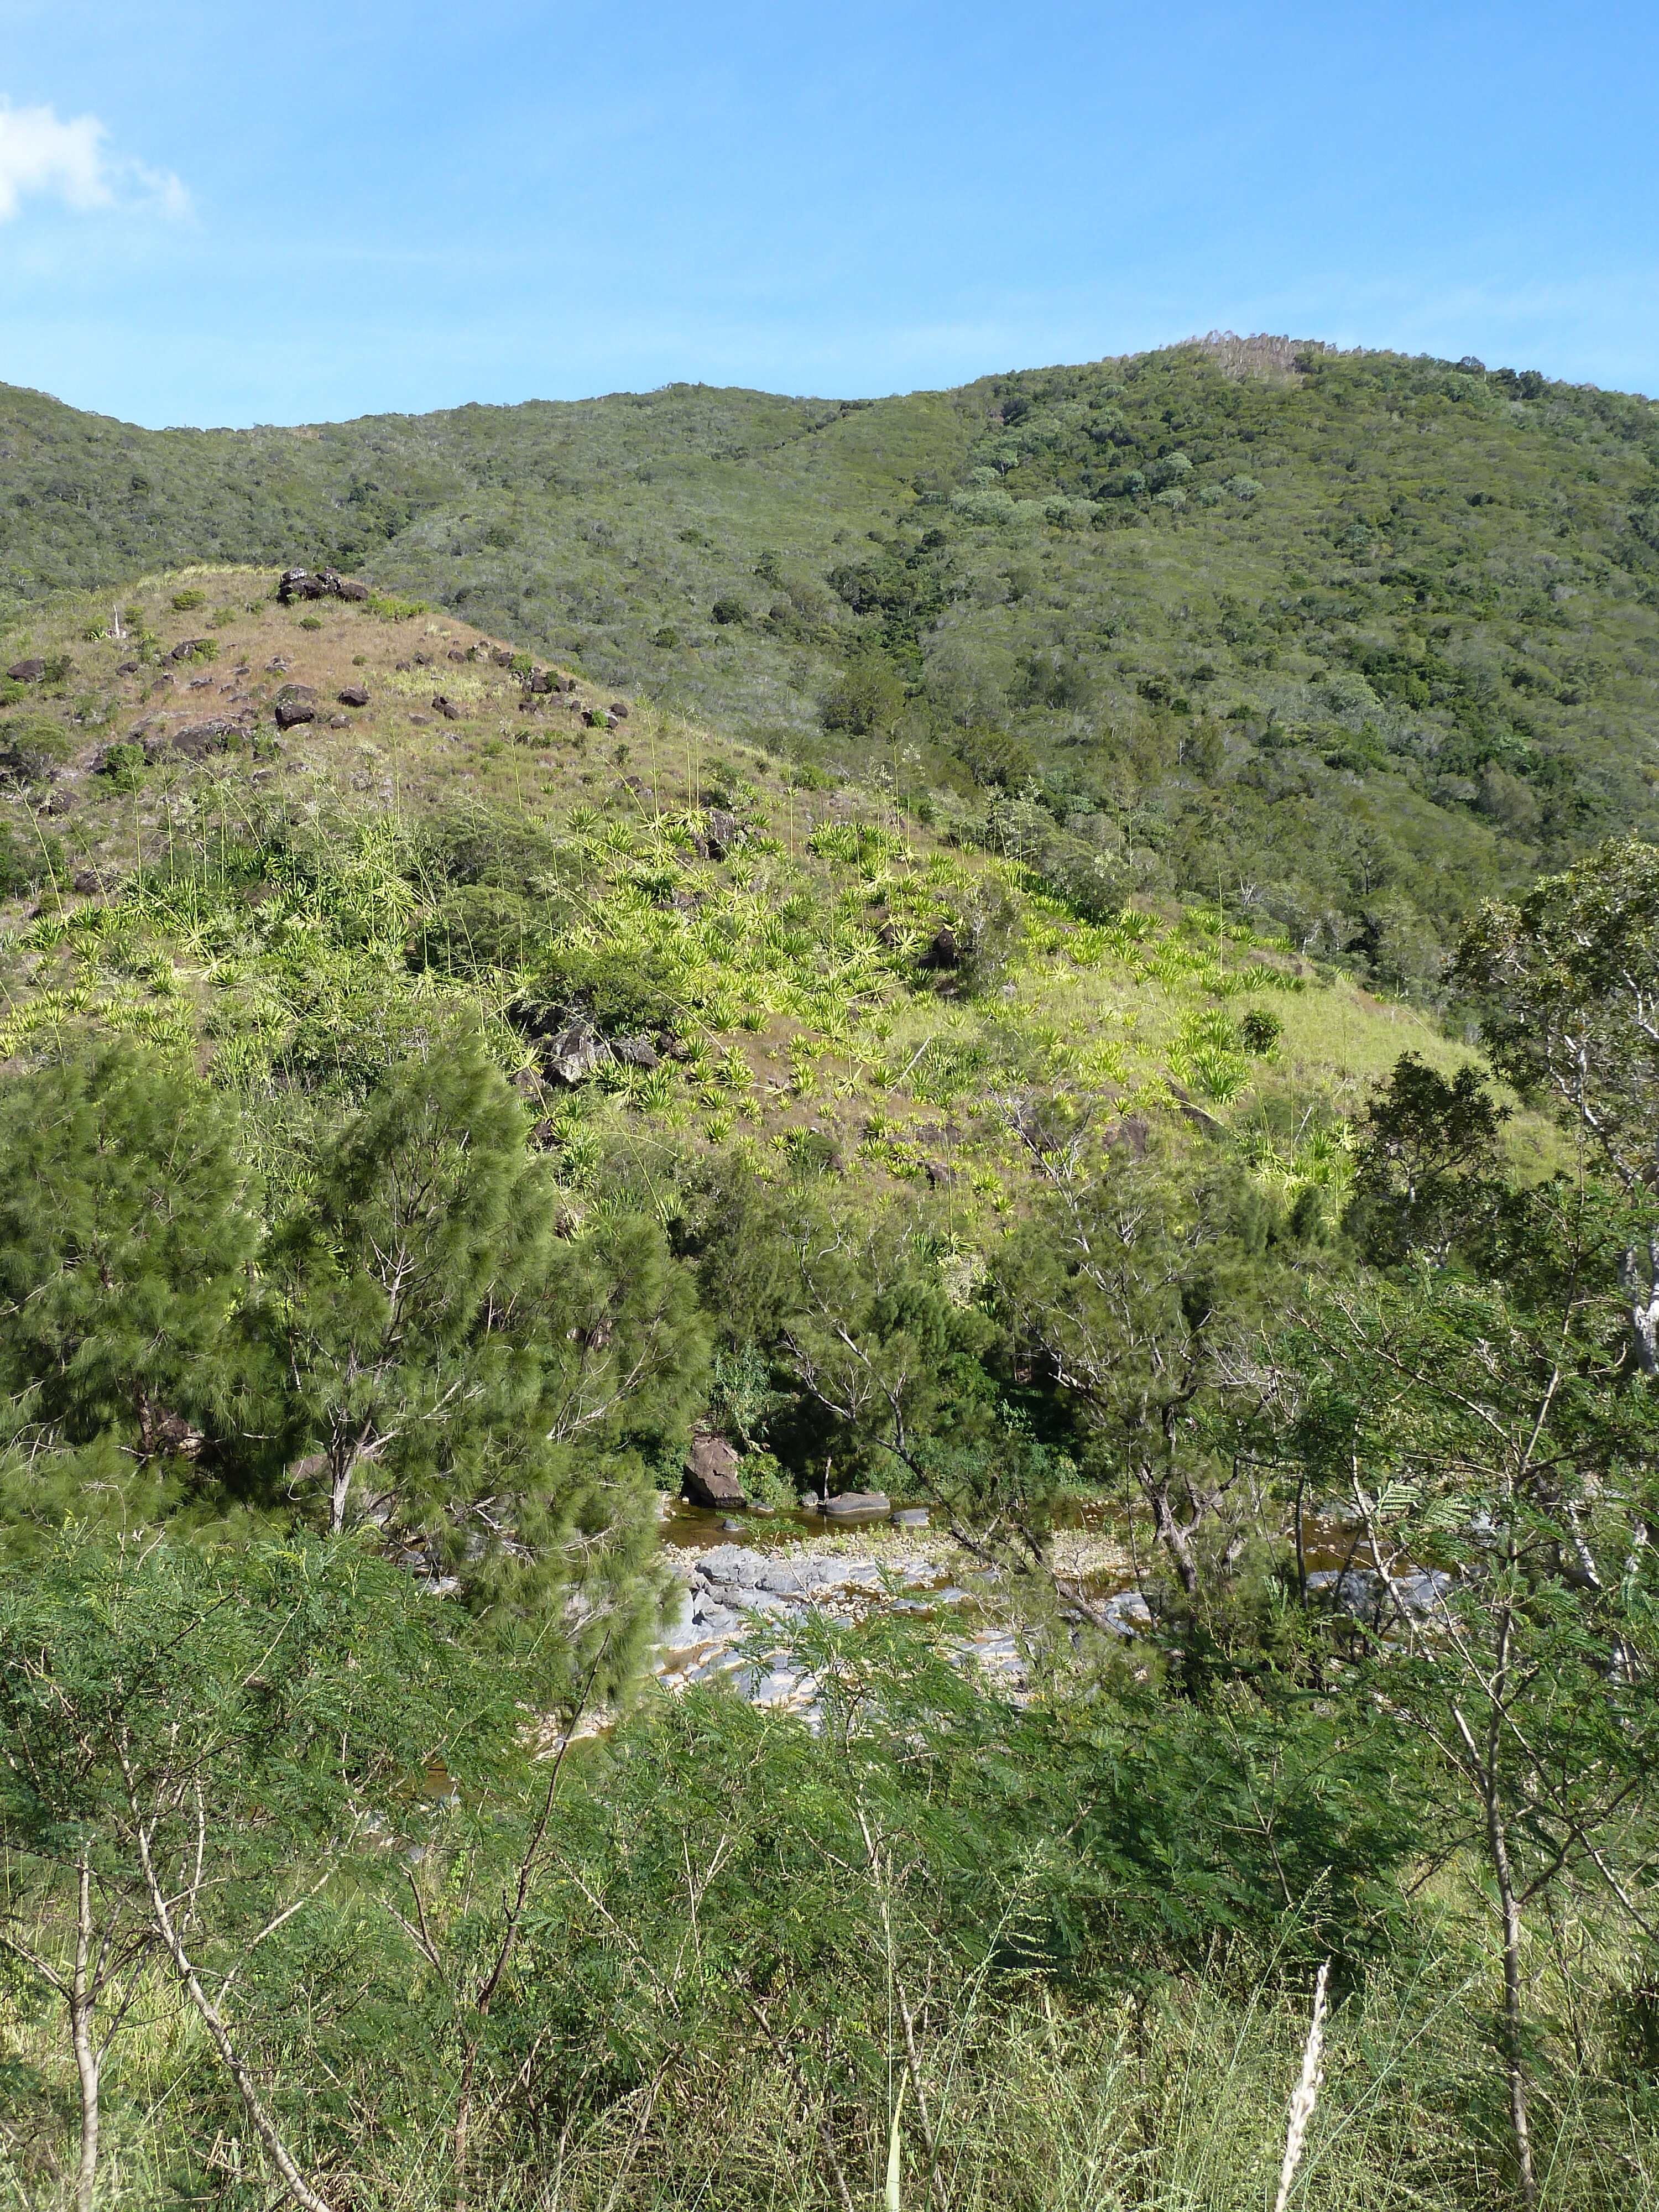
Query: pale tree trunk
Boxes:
[
  {"xmin": 1488, "ymin": 1793, "xmax": 1537, "ymax": 2211},
  {"xmin": 70, "ymin": 1853, "xmax": 100, "ymax": 2212},
  {"xmin": 1455, "ymin": 1675, "xmax": 1538, "ymax": 2212},
  {"xmin": 1620, "ymin": 1239, "xmax": 1659, "ymax": 1377}
]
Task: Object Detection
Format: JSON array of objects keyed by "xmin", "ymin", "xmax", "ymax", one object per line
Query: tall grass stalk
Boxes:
[{"xmin": 1272, "ymin": 1961, "xmax": 1330, "ymax": 2212}]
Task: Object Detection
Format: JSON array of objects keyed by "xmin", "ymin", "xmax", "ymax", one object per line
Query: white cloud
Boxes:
[{"xmin": 0, "ymin": 101, "xmax": 187, "ymax": 223}]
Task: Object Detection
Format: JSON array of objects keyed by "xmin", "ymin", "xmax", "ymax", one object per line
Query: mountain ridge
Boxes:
[{"xmin": 4, "ymin": 334, "xmax": 1658, "ymax": 999}]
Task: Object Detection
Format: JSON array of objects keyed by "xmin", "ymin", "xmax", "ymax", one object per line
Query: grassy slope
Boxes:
[
  {"xmin": 0, "ymin": 564, "xmax": 1487, "ymax": 1235},
  {"xmin": 3, "ymin": 340, "xmax": 1657, "ymax": 999}
]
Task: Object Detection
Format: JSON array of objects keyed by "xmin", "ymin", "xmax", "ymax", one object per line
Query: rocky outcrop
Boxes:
[
  {"xmin": 276, "ymin": 567, "xmax": 369, "ymax": 603},
  {"xmin": 541, "ymin": 1018, "xmax": 612, "ymax": 1086}
]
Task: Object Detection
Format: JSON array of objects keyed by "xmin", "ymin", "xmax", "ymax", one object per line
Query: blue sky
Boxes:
[{"xmin": 1, "ymin": 0, "xmax": 1655, "ymax": 427}]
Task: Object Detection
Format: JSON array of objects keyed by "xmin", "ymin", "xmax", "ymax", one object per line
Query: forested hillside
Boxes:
[
  {"xmin": 5, "ymin": 335, "xmax": 1659, "ymax": 993},
  {"xmin": 0, "ymin": 348, "xmax": 1657, "ymax": 2212}
]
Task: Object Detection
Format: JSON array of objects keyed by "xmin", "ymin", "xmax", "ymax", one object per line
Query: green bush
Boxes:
[
  {"xmin": 0, "ymin": 715, "xmax": 72, "ymax": 782},
  {"xmin": 98, "ymin": 740, "xmax": 147, "ymax": 791},
  {"xmin": 409, "ymin": 884, "xmax": 545, "ymax": 977},
  {"xmin": 517, "ymin": 944, "xmax": 682, "ymax": 1037},
  {"xmin": 0, "ymin": 821, "xmax": 51, "ymax": 897},
  {"xmin": 170, "ymin": 587, "xmax": 206, "ymax": 611},
  {"xmin": 821, "ymin": 651, "xmax": 904, "ymax": 734}
]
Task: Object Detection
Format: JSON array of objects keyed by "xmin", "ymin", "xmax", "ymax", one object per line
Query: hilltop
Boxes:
[{"xmin": 4, "ymin": 336, "xmax": 1658, "ymax": 1000}]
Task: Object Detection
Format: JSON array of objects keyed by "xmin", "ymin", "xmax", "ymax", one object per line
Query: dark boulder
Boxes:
[
  {"xmin": 529, "ymin": 670, "xmax": 555, "ymax": 694},
  {"xmin": 170, "ymin": 638, "xmax": 211, "ymax": 662},
  {"xmin": 684, "ymin": 1433, "xmax": 747, "ymax": 1510},
  {"xmin": 275, "ymin": 699, "xmax": 316, "ymax": 730},
  {"xmin": 920, "ymin": 926, "xmax": 960, "ymax": 971},
  {"xmin": 609, "ymin": 700, "xmax": 630, "ymax": 718},
  {"xmin": 431, "ymin": 695, "xmax": 463, "ymax": 721},
  {"xmin": 706, "ymin": 808, "xmax": 739, "ymax": 859},
  {"xmin": 492, "ymin": 646, "xmax": 517, "ymax": 667},
  {"xmin": 612, "ymin": 1035, "xmax": 660, "ymax": 1069},
  {"xmin": 821, "ymin": 1491, "xmax": 890, "ymax": 1519},
  {"xmin": 147, "ymin": 716, "xmax": 249, "ymax": 760},
  {"xmin": 7, "ymin": 659, "xmax": 44, "ymax": 681},
  {"xmin": 337, "ymin": 685, "xmax": 370, "ymax": 707}
]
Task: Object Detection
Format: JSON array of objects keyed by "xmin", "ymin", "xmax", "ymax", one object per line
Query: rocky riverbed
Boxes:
[{"xmin": 650, "ymin": 1506, "xmax": 1145, "ymax": 1717}]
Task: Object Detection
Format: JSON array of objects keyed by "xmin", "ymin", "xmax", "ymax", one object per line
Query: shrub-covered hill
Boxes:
[
  {"xmin": 0, "ymin": 564, "xmax": 1479, "ymax": 1234},
  {"xmin": 4, "ymin": 337, "xmax": 1658, "ymax": 993}
]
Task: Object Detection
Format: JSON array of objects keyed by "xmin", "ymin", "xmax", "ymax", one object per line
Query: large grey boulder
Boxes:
[
  {"xmin": 821, "ymin": 1490, "xmax": 890, "ymax": 1519},
  {"xmin": 697, "ymin": 1543, "xmax": 766, "ymax": 1585},
  {"xmin": 684, "ymin": 1433, "xmax": 747, "ymax": 1509}
]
